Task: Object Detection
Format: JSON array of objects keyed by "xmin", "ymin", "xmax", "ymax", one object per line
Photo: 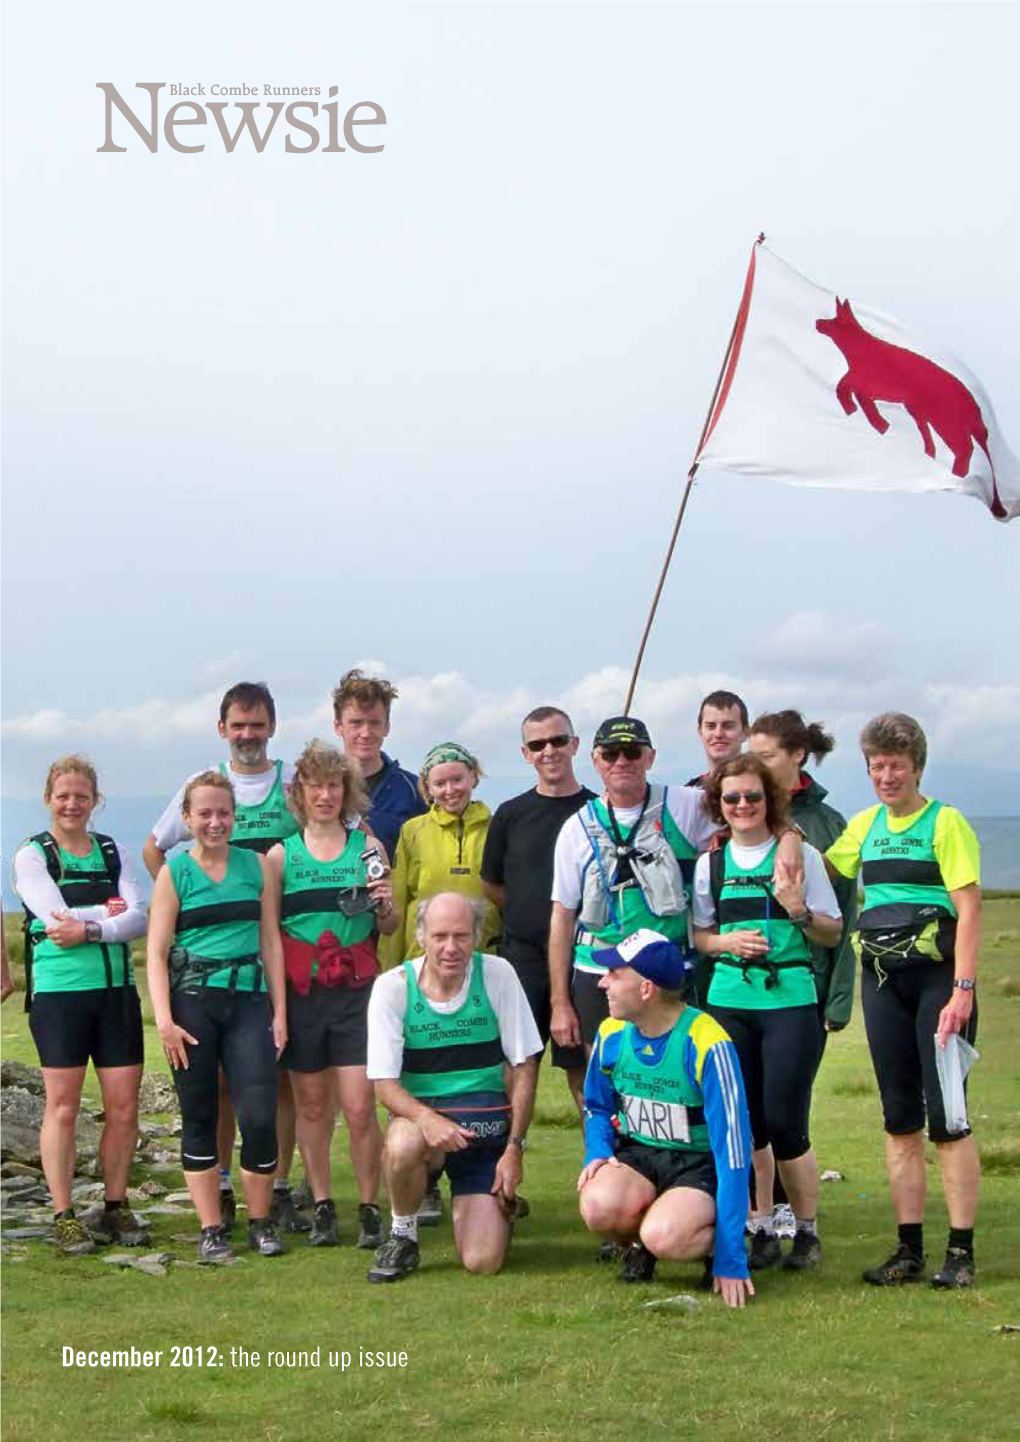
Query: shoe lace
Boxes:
[{"xmin": 56, "ymin": 1215, "xmax": 87, "ymax": 1242}]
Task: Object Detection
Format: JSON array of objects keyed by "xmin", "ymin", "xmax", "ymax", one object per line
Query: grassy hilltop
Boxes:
[{"xmin": 1, "ymin": 901, "xmax": 1019, "ymax": 1442}]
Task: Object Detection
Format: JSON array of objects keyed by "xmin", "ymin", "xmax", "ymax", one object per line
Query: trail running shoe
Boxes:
[
  {"xmin": 783, "ymin": 1230, "xmax": 823, "ymax": 1271},
  {"xmin": 88, "ymin": 1205, "xmax": 150, "ymax": 1248},
  {"xmin": 620, "ymin": 1242, "xmax": 657, "ymax": 1283},
  {"xmin": 748, "ymin": 1229, "xmax": 782, "ymax": 1271},
  {"xmin": 54, "ymin": 1213, "xmax": 96, "ymax": 1256},
  {"xmin": 772, "ymin": 1202, "xmax": 796, "ymax": 1240},
  {"xmin": 367, "ymin": 1235, "xmax": 420, "ymax": 1284},
  {"xmin": 417, "ymin": 1185, "xmax": 443, "ymax": 1227},
  {"xmin": 356, "ymin": 1203, "xmax": 383, "ymax": 1250},
  {"xmin": 862, "ymin": 1243, "xmax": 926, "ymax": 1286},
  {"xmin": 219, "ymin": 1188, "xmax": 237, "ymax": 1230},
  {"xmin": 271, "ymin": 1186, "xmax": 312, "ymax": 1234},
  {"xmin": 197, "ymin": 1224, "xmax": 234, "ymax": 1264},
  {"xmin": 310, "ymin": 1199, "xmax": 339, "ymax": 1248},
  {"xmin": 247, "ymin": 1217, "xmax": 285, "ymax": 1257},
  {"xmin": 597, "ymin": 1241, "xmax": 624, "ymax": 1264},
  {"xmin": 931, "ymin": 1247, "xmax": 975, "ymax": 1290}
]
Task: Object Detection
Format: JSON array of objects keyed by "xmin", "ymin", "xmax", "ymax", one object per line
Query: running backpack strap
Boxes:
[
  {"xmin": 580, "ymin": 802, "xmax": 620, "ymax": 929},
  {"xmin": 93, "ymin": 834, "xmax": 122, "ymax": 892},
  {"xmin": 21, "ymin": 833, "xmax": 62, "ymax": 1012},
  {"xmin": 708, "ymin": 846, "xmax": 726, "ymax": 920}
]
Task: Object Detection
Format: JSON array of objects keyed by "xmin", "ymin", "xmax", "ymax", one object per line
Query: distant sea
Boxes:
[{"xmin": 1, "ymin": 796, "xmax": 1017, "ymax": 908}]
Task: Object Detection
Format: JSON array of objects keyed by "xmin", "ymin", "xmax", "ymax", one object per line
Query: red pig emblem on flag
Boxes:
[
  {"xmin": 815, "ymin": 299, "xmax": 1006, "ymax": 519},
  {"xmin": 695, "ymin": 243, "xmax": 1018, "ymax": 522}
]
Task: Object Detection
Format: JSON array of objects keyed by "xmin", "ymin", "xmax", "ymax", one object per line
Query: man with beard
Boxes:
[{"xmin": 143, "ymin": 682, "xmax": 305, "ymax": 1231}]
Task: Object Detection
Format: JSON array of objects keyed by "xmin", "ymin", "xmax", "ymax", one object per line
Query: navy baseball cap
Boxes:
[
  {"xmin": 599, "ymin": 929, "xmax": 688, "ymax": 989},
  {"xmin": 593, "ymin": 716, "xmax": 653, "ymax": 749}
]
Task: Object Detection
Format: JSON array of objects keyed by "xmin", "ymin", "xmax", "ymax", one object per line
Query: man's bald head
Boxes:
[{"xmin": 415, "ymin": 891, "xmax": 484, "ymax": 951}]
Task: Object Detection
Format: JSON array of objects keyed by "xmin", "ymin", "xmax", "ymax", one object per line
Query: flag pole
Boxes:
[{"xmin": 622, "ymin": 234, "xmax": 764, "ymax": 716}]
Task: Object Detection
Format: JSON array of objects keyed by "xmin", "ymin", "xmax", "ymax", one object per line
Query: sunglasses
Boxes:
[
  {"xmin": 524, "ymin": 734, "xmax": 573, "ymax": 754},
  {"xmin": 599, "ymin": 744, "xmax": 644, "ymax": 762},
  {"xmin": 721, "ymin": 790, "xmax": 765, "ymax": 806}
]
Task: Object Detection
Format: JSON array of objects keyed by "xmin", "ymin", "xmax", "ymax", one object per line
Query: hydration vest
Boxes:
[
  {"xmin": 708, "ymin": 842, "xmax": 814, "ymax": 992},
  {"xmin": 399, "ymin": 956, "xmax": 505, "ymax": 1100},
  {"xmin": 20, "ymin": 832, "xmax": 127, "ymax": 1010},
  {"xmin": 169, "ymin": 847, "xmax": 264, "ymax": 993},
  {"xmin": 219, "ymin": 760, "xmax": 299, "ymax": 853},
  {"xmin": 856, "ymin": 802, "xmax": 956, "ymax": 970},
  {"xmin": 610, "ymin": 1009, "xmax": 708, "ymax": 1152},
  {"xmin": 577, "ymin": 786, "xmax": 692, "ymax": 945}
]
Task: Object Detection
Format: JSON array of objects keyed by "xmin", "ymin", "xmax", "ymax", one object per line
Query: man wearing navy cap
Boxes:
[{"xmin": 577, "ymin": 929, "xmax": 754, "ymax": 1305}]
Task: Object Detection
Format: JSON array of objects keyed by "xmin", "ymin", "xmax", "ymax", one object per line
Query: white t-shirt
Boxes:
[
  {"xmin": 366, "ymin": 953, "xmax": 544, "ymax": 1082},
  {"xmin": 150, "ymin": 760, "xmax": 296, "ymax": 853},
  {"xmin": 551, "ymin": 784, "xmax": 718, "ymax": 909},
  {"xmin": 691, "ymin": 839, "xmax": 840, "ymax": 927},
  {"xmin": 13, "ymin": 841, "xmax": 148, "ymax": 945}
]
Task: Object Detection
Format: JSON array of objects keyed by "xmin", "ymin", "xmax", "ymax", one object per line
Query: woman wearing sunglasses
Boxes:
[
  {"xmin": 384, "ymin": 743, "xmax": 501, "ymax": 966},
  {"xmin": 691, "ymin": 755, "xmax": 841, "ymax": 1273}
]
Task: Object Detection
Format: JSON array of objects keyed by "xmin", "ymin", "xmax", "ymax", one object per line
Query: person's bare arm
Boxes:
[
  {"xmin": 374, "ymin": 1078, "xmax": 474, "ymax": 1151},
  {"xmin": 481, "ymin": 879, "xmax": 506, "ymax": 911},
  {"xmin": 258, "ymin": 854, "xmax": 287, "ymax": 1057},
  {"xmin": 142, "ymin": 834, "xmax": 166, "ymax": 880},
  {"xmin": 936, "ymin": 884, "xmax": 981, "ymax": 1046},
  {"xmin": 549, "ymin": 902, "xmax": 581, "ymax": 1047},
  {"xmin": 492, "ymin": 1056, "xmax": 539, "ymax": 1203},
  {"xmin": 146, "ymin": 867, "xmax": 196, "ymax": 1070}
]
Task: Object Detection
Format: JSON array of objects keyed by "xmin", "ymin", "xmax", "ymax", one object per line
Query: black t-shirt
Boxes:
[{"xmin": 481, "ymin": 786, "xmax": 597, "ymax": 949}]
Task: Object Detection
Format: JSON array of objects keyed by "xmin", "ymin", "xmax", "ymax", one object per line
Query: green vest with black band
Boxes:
[
  {"xmin": 219, "ymin": 760, "xmax": 298, "ymax": 854},
  {"xmin": 611, "ymin": 1010, "xmax": 708, "ymax": 1151},
  {"xmin": 23, "ymin": 835, "xmax": 132, "ymax": 995},
  {"xmin": 707, "ymin": 840, "xmax": 817, "ymax": 1010},
  {"xmin": 857, "ymin": 801, "xmax": 956, "ymax": 965},
  {"xmin": 399, "ymin": 957, "xmax": 505, "ymax": 1099},
  {"xmin": 280, "ymin": 830, "xmax": 375, "ymax": 978},
  {"xmin": 168, "ymin": 846, "xmax": 264, "ymax": 993},
  {"xmin": 575, "ymin": 787, "xmax": 696, "ymax": 971}
]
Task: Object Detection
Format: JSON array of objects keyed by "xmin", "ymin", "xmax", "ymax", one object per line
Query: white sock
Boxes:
[
  {"xmin": 795, "ymin": 1217, "xmax": 818, "ymax": 1237},
  {"xmin": 390, "ymin": 1213, "xmax": 418, "ymax": 1242}
]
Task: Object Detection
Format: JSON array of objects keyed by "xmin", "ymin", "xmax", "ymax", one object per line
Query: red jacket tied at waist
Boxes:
[{"xmin": 282, "ymin": 932, "xmax": 379, "ymax": 996}]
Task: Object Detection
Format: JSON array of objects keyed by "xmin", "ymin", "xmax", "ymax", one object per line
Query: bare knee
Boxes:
[
  {"xmin": 343, "ymin": 1099, "xmax": 379, "ymax": 1138},
  {"xmin": 383, "ymin": 1120, "xmax": 426, "ymax": 1172},
  {"xmin": 459, "ymin": 1238, "xmax": 507, "ymax": 1275},
  {"xmin": 580, "ymin": 1190, "xmax": 642, "ymax": 1235}
]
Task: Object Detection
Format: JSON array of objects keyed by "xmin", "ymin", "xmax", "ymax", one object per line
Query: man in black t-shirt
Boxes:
[{"xmin": 481, "ymin": 706, "xmax": 596, "ymax": 1117}]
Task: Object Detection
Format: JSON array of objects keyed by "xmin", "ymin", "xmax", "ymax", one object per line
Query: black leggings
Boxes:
[
  {"xmin": 171, "ymin": 989, "xmax": 278, "ymax": 1174},
  {"xmin": 709, "ymin": 1004, "xmax": 822, "ymax": 1161},
  {"xmin": 861, "ymin": 963, "xmax": 977, "ymax": 1142}
]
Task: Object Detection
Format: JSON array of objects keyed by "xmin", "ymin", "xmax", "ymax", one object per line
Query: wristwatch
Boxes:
[
  {"xmin": 84, "ymin": 922, "xmax": 102, "ymax": 943},
  {"xmin": 952, "ymin": 978, "xmax": 976, "ymax": 992},
  {"xmin": 788, "ymin": 908, "xmax": 813, "ymax": 928},
  {"xmin": 508, "ymin": 1135, "xmax": 528, "ymax": 1151}
]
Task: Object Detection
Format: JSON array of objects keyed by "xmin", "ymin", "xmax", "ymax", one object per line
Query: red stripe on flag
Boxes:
[{"xmin": 700, "ymin": 242, "xmax": 758, "ymax": 455}]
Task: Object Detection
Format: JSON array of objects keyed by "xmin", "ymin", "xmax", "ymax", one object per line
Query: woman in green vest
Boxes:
[
  {"xmin": 383, "ymin": 743, "xmax": 501, "ymax": 966},
  {"xmin": 266, "ymin": 740, "xmax": 397, "ymax": 1251},
  {"xmin": 147, "ymin": 770, "xmax": 287, "ymax": 1263},
  {"xmin": 692, "ymin": 755, "xmax": 842, "ymax": 1274},
  {"xmin": 826, "ymin": 712, "xmax": 982, "ymax": 1290},
  {"xmin": 13, "ymin": 755, "xmax": 149, "ymax": 1256}
]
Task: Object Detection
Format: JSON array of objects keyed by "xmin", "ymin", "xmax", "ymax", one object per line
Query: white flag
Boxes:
[{"xmin": 696, "ymin": 244, "xmax": 1018, "ymax": 522}]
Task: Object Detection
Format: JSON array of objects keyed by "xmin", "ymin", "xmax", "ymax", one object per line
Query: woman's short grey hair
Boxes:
[
  {"xmin": 414, "ymin": 893, "xmax": 485, "ymax": 949},
  {"xmin": 860, "ymin": 712, "xmax": 928, "ymax": 773}
]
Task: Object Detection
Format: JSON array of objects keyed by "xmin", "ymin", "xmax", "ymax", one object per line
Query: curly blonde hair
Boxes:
[{"xmin": 288, "ymin": 739, "xmax": 370, "ymax": 828}]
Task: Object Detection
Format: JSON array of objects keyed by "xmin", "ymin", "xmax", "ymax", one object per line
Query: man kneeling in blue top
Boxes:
[{"xmin": 577, "ymin": 930, "xmax": 754, "ymax": 1307}]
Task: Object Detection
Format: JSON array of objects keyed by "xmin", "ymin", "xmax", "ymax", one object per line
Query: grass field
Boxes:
[{"xmin": 2, "ymin": 904, "xmax": 1019, "ymax": 1442}]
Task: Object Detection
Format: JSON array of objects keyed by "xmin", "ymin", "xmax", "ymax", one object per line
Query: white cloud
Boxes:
[{"xmin": 760, "ymin": 610, "xmax": 891, "ymax": 678}]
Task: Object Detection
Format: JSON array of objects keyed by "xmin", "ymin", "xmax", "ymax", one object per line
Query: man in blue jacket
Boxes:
[
  {"xmin": 332, "ymin": 669, "xmax": 426, "ymax": 861},
  {"xmin": 577, "ymin": 930, "xmax": 754, "ymax": 1306}
]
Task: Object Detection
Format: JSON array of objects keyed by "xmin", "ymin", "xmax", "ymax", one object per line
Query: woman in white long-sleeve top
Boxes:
[{"xmin": 13, "ymin": 755, "xmax": 149, "ymax": 1256}]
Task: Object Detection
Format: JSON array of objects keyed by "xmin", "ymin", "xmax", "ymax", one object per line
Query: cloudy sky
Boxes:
[{"xmin": 3, "ymin": 2, "xmax": 1018, "ymax": 816}]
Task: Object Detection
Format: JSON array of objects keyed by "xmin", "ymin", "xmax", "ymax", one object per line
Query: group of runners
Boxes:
[{"xmin": 11, "ymin": 668, "xmax": 984, "ymax": 1300}]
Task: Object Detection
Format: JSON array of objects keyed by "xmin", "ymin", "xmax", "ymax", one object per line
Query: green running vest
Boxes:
[
  {"xmin": 399, "ymin": 956, "xmax": 505, "ymax": 1099},
  {"xmin": 706, "ymin": 841, "xmax": 816, "ymax": 1011},
  {"xmin": 280, "ymin": 831, "xmax": 375, "ymax": 975},
  {"xmin": 856, "ymin": 801, "xmax": 956, "ymax": 966},
  {"xmin": 611, "ymin": 1010, "xmax": 708, "ymax": 1151},
  {"xmin": 24, "ymin": 835, "xmax": 132, "ymax": 995},
  {"xmin": 218, "ymin": 760, "xmax": 298, "ymax": 853},
  {"xmin": 169, "ymin": 846, "xmax": 264, "ymax": 992},
  {"xmin": 575, "ymin": 789, "xmax": 696, "ymax": 971}
]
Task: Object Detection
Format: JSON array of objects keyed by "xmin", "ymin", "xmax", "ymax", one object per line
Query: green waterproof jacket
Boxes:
[{"xmin": 791, "ymin": 774, "xmax": 857, "ymax": 1029}]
